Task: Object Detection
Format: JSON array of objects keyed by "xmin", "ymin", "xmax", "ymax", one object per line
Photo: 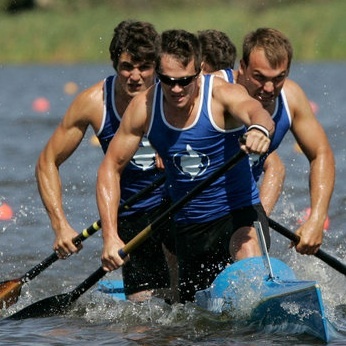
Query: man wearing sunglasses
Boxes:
[
  {"xmin": 36, "ymin": 20, "xmax": 175, "ymax": 302},
  {"xmin": 96, "ymin": 29, "xmax": 275, "ymax": 303}
]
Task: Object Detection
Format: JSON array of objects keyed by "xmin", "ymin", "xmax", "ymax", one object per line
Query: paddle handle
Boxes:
[
  {"xmin": 72, "ymin": 220, "xmax": 102, "ymax": 246},
  {"xmin": 21, "ymin": 219, "xmax": 103, "ymax": 283},
  {"xmin": 268, "ymin": 218, "xmax": 346, "ymax": 276},
  {"xmin": 72, "ymin": 174, "xmax": 166, "ymax": 245},
  {"xmin": 22, "ymin": 175, "xmax": 166, "ymax": 283},
  {"xmin": 71, "ymin": 267, "xmax": 107, "ymax": 299},
  {"xmin": 21, "ymin": 252, "xmax": 57, "ymax": 283},
  {"xmin": 71, "ymin": 244, "xmax": 131, "ymax": 300},
  {"xmin": 119, "ymin": 174, "xmax": 166, "ymax": 212}
]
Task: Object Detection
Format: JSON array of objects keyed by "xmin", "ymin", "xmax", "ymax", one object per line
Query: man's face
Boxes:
[
  {"xmin": 116, "ymin": 52, "xmax": 156, "ymax": 98},
  {"xmin": 239, "ymin": 48, "xmax": 288, "ymax": 107},
  {"xmin": 157, "ymin": 54, "xmax": 200, "ymax": 109}
]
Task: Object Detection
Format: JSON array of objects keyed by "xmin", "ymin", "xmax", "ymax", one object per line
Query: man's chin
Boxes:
[
  {"xmin": 257, "ymin": 95, "xmax": 274, "ymax": 105},
  {"xmin": 127, "ymin": 86, "xmax": 143, "ymax": 95}
]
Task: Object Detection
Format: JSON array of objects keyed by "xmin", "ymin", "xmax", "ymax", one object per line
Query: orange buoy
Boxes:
[
  {"xmin": 64, "ymin": 81, "xmax": 79, "ymax": 95},
  {"xmin": 0, "ymin": 202, "xmax": 14, "ymax": 221}
]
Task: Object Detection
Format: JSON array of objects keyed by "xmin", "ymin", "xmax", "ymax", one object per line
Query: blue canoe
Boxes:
[
  {"xmin": 98, "ymin": 221, "xmax": 330, "ymax": 341},
  {"xmin": 98, "ymin": 256, "xmax": 330, "ymax": 342},
  {"xmin": 97, "ymin": 279, "xmax": 126, "ymax": 301},
  {"xmin": 194, "ymin": 256, "xmax": 330, "ymax": 342}
]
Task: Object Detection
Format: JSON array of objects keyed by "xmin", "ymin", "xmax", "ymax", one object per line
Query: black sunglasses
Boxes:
[{"xmin": 157, "ymin": 70, "xmax": 200, "ymax": 87}]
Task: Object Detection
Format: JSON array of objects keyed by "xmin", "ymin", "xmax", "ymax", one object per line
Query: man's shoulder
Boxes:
[
  {"xmin": 64, "ymin": 79, "xmax": 105, "ymax": 128},
  {"xmin": 283, "ymin": 78, "xmax": 305, "ymax": 95},
  {"xmin": 134, "ymin": 84, "xmax": 156, "ymax": 103},
  {"xmin": 212, "ymin": 77, "xmax": 247, "ymax": 101},
  {"xmin": 87, "ymin": 79, "xmax": 106, "ymax": 93},
  {"xmin": 76, "ymin": 79, "xmax": 105, "ymax": 103},
  {"xmin": 282, "ymin": 78, "xmax": 312, "ymax": 120}
]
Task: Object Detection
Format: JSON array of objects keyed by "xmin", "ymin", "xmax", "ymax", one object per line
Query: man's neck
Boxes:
[{"xmin": 114, "ymin": 82, "xmax": 132, "ymax": 117}]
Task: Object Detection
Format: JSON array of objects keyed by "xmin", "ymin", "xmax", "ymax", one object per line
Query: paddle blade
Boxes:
[
  {"xmin": 5, "ymin": 293, "xmax": 73, "ymax": 320},
  {"xmin": 0, "ymin": 280, "xmax": 23, "ymax": 309},
  {"xmin": 6, "ymin": 267, "xmax": 107, "ymax": 320}
]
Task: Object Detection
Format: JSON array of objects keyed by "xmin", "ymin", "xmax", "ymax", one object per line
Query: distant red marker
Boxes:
[
  {"xmin": 309, "ymin": 100, "xmax": 319, "ymax": 114},
  {"xmin": 32, "ymin": 97, "xmax": 50, "ymax": 113}
]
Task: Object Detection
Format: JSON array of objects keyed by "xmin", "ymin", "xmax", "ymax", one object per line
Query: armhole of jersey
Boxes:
[
  {"xmin": 146, "ymin": 83, "xmax": 159, "ymax": 137},
  {"xmin": 281, "ymin": 89, "xmax": 293, "ymax": 127},
  {"xmin": 95, "ymin": 77, "xmax": 108, "ymax": 136},
  {"xmin": 207, "ymin": 75, "xmax": 245, "ymax": 134},
  {"xmin": 219, "ymin": 68, "xmax": 234, "ymax": 84}
]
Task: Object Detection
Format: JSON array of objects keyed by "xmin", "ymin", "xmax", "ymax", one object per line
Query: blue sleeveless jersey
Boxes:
[
  {"xmin": 97, "ymin": 75, "xmax": 164, "ymax": 215},
  {"xmin": 251, "ymin": 90, "xmax": 292, "ymax": 181},
  {"xmin": 147, "ymin": 74, "xmax": 260, "ymax": 224}
]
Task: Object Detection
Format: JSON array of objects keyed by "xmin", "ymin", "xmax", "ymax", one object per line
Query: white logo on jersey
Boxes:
[
  {"xmin": 173, "ymin": 144, "xmax": 210, "ymax": 180},
  {"xmin": 131, "ymin": 137, "xmax": 156, "ymax": 170}
]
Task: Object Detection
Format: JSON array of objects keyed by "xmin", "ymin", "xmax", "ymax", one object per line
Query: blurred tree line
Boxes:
[{"xmin": 0, "ymin": 0, "xmax": 323, "ymax": 14}]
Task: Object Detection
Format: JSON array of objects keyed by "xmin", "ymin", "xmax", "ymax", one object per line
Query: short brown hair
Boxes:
[
  {"xmin": 242, "ymin": 28, "xmax": 293, "ymax": 71},
  {"xmin": 157, "ymin": 29, "xmax": 201, "ymax": 73},
  {"xmin": 109, "ymin": 20, "xmax": 160, "ymax": 71},
  {"xmin": 198, "ymin": 29, "xmax": 237, "ymax": 70}
]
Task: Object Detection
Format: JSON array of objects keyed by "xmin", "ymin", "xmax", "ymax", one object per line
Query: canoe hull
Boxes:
[
  {"xmin": 251, "ymin": 279, "xmax": 328, "ymax": 341},
  {"xmin": 195, "ymin": 257, "xmax": 329, "ymax": 342},
  {"xmin": 97, "ymin": 257, "xmax": 330, "ymax": 342}
]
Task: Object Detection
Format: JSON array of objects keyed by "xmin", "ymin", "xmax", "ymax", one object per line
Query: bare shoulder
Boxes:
[
  {"xmin": 210, "ymin": 70, "xmax": 226, "ymax": 80},
  {"xmin": 212, "ymin": 76, "xmax": 249, "ymax": 102},
  {"xmin": 126, "ymin": 84, "xmax": 155, "ymax": 111},
  {"xmin": 282, "ymin": 79, "xmax": 308, "ymax": 103},
  {"xmin": 283, "ymin": 79, "xmax": 312, "ymax": 119},
  {"xmin": 122, "ymin": 85, "xmax": 155, "ymax": 133},
  {"xmin": 72, "ymin": 80, "xmax": 104, "ymax": 111},
  {"xmin": 283, "ymin": 78, "xmax": 306, "ymax": 95},
  {"xmin": 62, "ymin": 80, "xmax": 104, "ymax": 130}
]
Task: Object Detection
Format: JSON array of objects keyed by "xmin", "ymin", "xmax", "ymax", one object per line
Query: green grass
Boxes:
[{"xmin": 0, "ymin": 0, "xmax": 345, "ymax": 64}]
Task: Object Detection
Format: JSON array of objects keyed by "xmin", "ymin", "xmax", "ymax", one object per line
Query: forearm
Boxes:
[
  {"xmin": 259, "ymin": 163, "xmax": 285, "ymax": 216},
  {"xmin": 96, "ymin": 162, "xmax": 122, "ymax": 245},
  {"xmin": 35, "ymin": 157, "xmax": 68, "ymax": 234},
  {"xmin": 309, "ymin": 150, "xmax": 335, "ymax": 225},
  {"xmin": 96, "ymin": 161, "xmax": 127, "ymax": 271},
  {"xmin": 294, "ymin": 150, "xmax": 335, "ymax": 254}
]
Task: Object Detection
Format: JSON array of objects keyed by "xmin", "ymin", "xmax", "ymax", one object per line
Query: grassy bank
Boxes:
[{"xmin": 0, "ymin": 0, "xmax": 345, "ymax": 63}]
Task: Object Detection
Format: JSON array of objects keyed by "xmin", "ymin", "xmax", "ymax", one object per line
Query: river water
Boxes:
[{"xmin": 0, "ymin": 62, "xmax": 346, "ymax": 345}]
